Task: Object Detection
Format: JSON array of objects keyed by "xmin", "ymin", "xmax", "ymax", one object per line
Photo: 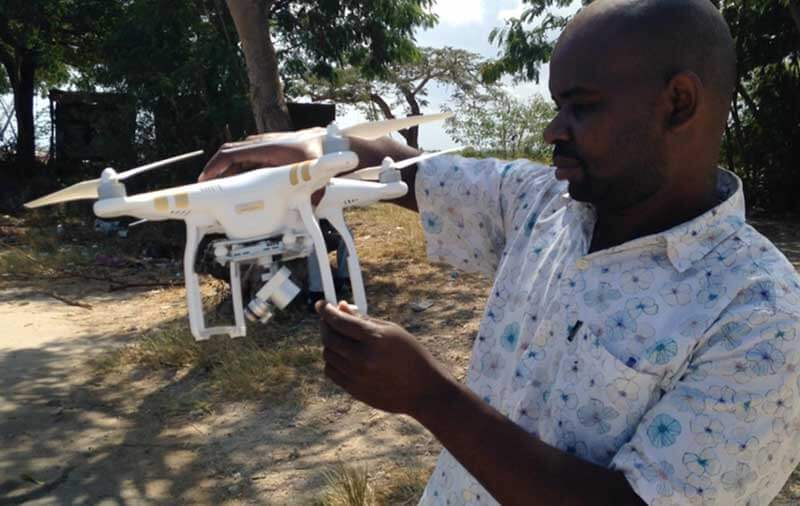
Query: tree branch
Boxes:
[
  {"xmin": 736, "ymin": 81, "xmax": 763, "ymax": 126},
  {"xmin": 369, "ymin": 93, "xmax": 396, "ymax": 119}
]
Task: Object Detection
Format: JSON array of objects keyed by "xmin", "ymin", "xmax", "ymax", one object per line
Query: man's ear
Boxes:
[{"xmin": 665, "ymin": 71, "xmax": 702, "ymax": 131}]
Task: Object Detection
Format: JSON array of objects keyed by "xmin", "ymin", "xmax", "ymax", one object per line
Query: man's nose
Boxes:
[{"xmin": 543, "ymin": 111, "xmax": 570, "ymax": 145}]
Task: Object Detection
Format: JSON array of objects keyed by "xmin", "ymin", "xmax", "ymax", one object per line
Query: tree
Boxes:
[
  {"xmin": 301, "ymin": 47, "xmax": 486, "ymax": 148},
  {"xmin": 720, "ymin": 0, "xmax": 800, "ymax": 212},
  {"xmin": 82, "ymin": 0, "xmax": 253, "ymax": 163},
  {"xmin": 0, "ymin": 1, "xmax": 118, "ymax": 164},
  {"xmin": 481, "ymin": 0, "xmax": 582, "ymax": 84},
  {"xmin": 485, "ymin": 0, "xmax": 800, "ymax": 213},
  {"xmin": 226, "ymin": 0, "xmax": 292, "ymax": 133},
  {"xmin": 225, "ymin": 0, "xmax": 437, "ymax": 134},
  {"xmin": 444, "ymin": 89, "xmax": 555, "ymax": 160}
]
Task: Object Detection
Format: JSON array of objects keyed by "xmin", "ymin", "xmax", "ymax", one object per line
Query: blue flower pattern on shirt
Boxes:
[{"xmin": 415, "ymin": 156, "xmax": 800, "ymax": 506}]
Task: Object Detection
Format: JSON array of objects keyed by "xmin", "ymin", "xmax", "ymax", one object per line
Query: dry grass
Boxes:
[
  {"xmin": 315, "ymin": 464, "xmax": 375, "ymax": 506},
  {"xmin": 346, "ymin": 204, "xmax": 428, "ymax": 263},
  {"xmin": 374, "ymin": 467, "xmax": 430, "ymax": 505},
  {"xmin": 0, "ymin": 225, "xmax": 94, "ymax": 277},
  {"xmin": 314, "ymin": 463, "xmax": 429, "ymax": 506},
  {"xmin": 89, "ymin": 203, "xmax": 477, "ymax": 404},
  {"xmin": 92, "ymin": 322, "xmax": 322, "ymax": 401}
]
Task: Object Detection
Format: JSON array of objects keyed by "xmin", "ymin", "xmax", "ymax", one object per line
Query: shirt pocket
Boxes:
[{"xmin": 541, "ymin": 327, "xmax": 664, "ymax": 466}]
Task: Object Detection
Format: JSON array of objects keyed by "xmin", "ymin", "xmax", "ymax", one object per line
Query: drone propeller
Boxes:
[
  {"xmin": 116, "ymin": 150, "xmax": 204, "ymax": 181},
  {"xmin": 25, "ymin": 150, "xmax": 204, "ymax": 209},
  {"xmin": 340, "ymin": 112, "xmax": 454, "ymax": 140},
  {"xmin": 343, "ymin": 147, "xmax": 464, "ymax": 181},
  {"xmin": 218, "ymin": 112, "xmax": 456, "ymax": 157}
]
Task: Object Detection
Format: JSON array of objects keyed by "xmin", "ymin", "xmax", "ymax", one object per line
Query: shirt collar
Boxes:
[
  {"xmin": 662, "ymin": 169, "xmax": 746, "ymax": 272},
  {"xmin": 566, "ymin": 169, "xmax": 746, "ymax": 272}
]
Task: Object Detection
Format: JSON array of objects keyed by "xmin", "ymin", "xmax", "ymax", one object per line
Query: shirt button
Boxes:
[{"xmin": 576, "ymin": 258, "xmax": 590, "ymax": 271}]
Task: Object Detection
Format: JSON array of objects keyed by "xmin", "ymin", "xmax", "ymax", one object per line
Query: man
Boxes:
[{"xmin": 200, "ymin": 0, "xmax": 800, "ymax": 504}]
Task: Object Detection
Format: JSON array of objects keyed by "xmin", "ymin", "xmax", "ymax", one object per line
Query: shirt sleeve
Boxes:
[
  {"xmin": 415, "ymin": 155, "xmax": 555, "ymax": 277},
  {"xmin": 610, "ymin": 303, "xmax": 800, "ymax": 506}
]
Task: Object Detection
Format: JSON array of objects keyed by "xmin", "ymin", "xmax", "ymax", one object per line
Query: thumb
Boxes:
[{"xmin": 337, "ymin": 300, "xmax": 361, "ymax": 316}]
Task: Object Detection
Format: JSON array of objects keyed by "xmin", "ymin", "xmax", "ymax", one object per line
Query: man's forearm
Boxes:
[
  {"xmin": 412, "ymin": 376, "xmax": 645, "ymax": 506},
  {"xmin": 348, "ymin": 136, "xmax": 420, "ymax": 212},
  {"xmin": 394, "ymin": 165, "xmax": 418, "ymax": 212}
]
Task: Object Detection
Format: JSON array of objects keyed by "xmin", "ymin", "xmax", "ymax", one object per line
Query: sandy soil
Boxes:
[
  {"xmin": 1, "ymin": 216, "xmax": 799, "ymax": 505},
  {"xmin": 0, "ymin": 271, "xmax": 461, "ymax": 505}
]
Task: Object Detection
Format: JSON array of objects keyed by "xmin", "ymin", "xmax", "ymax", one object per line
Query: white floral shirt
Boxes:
[{"xmin": 414, "ymin": 156, "xmax": 800, "ymax": 506}]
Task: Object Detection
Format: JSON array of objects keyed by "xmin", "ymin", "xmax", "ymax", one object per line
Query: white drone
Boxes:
[{"xmin": 25, "ymin": 113, "xmax": 459, "ymax": 341}]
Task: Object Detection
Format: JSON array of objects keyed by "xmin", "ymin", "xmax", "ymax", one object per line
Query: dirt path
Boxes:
[
  {"xmin": 1, "ymin": 216, "xmax": 799, "ymax": 505},
  {"xmin": 0, "ymin": 277, "xmax": 448, "ymax": 505}
]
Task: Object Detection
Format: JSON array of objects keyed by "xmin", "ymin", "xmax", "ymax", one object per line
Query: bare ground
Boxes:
[{"xmin": 1, "ymin": 213, "xmax": 799, "ymax": 505}]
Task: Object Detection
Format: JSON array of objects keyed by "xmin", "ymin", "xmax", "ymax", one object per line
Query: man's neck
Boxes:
[{"xmin": 588, "ymin": 170, "xmax": 720, "ymax": 254}]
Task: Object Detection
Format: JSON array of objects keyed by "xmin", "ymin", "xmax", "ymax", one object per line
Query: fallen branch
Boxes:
[
  {"xmin": 108, "ymin": 281, "xmax": 178, "ymax": 292},
  {"xmin": 38, "ymin": 291, "xmax": 93, "ymax": 310}
]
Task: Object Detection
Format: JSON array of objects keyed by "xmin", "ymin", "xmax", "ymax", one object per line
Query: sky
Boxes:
[
  {"xmin": 337, "ymin": 0, "xmax": 582, "ymax": 150},
  {"xmin": 0, "ymin": 0, "xmax": 580, "ymax": 152},
  {"xmin": 343, "ymin": 0, "xmax": 564, "ymax": 149}
]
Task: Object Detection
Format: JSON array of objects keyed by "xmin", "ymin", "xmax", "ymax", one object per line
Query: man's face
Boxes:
[{"xmin": 544, "ymin": 23, "xmax": 669, "ymax": 211}]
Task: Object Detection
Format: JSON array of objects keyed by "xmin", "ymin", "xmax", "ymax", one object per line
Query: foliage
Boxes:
[
  {"xmin": 444, "ymin": 89, "xmax": 555, "ymax": 161},
  {"xmin": 82, "ymin": 0, "xmax": 252, "ymax": 162},
  {"xmin": 274, "ymin": 0, "xmax": 438, "ymax": 86},
  {"xmin": 481, "ymin": 0, "xmax": 584, "ymax": 84},
  {"xmin": 300, "ymin": 47, "xmax": 487, "ymax": 147},
  {"xmin": 0, "ymin": 0, "xmax": 121, "ymax": 162},
  {"xmin": 486, "ymin": 0, "xmax": 800, "ymax": 213},
  {"xmin": 720, "ymin": 0, "xmax": 800, "ymax": 213},
  {"xmin": 226, "ymin": 0, "xmax": 438, "ymax": 133}
]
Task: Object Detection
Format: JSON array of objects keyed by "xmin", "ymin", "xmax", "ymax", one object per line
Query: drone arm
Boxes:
[
  {"xmin": 297, "ymin": 200, "xmax": 338, "ymax": 306},
  {"xmin": 318, "ymin": 208, "xmax": 368, "ymax": 314}
]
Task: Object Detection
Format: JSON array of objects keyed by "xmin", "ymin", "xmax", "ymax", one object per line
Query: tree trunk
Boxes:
[
  {"xmin": 790, "ymin": 0, "xmax": 800, "ymax": 45},
  {"xmin": 370, "ymin": 91, "xmax": 419, "ymax": 148},
  {"xmin": 400, "ymin": 86, "xmax": 421, "ymax": 149},
  {"xmin": 15, "ymin": 53, "xmax": 36, "ymax": 165},
  {"xmin": 0, "ymin": 48, "xmax": 36, "ymax": 165},
  {"xmin": 225, "ymin": 0, "xmax": 292, "ymax": 133}
]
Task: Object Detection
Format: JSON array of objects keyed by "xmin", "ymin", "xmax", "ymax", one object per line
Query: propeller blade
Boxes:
[
  {"xmin": 343, "ymin": 147, "xmax": 464, "ymax": 181},
  {"xmin": 118, "ymin": 150, "xmax": 205, "ymax": 180},
  {"xmin": 24, "ymin": 179, "xmax": 100, "ymax": 208},
  {"xmin": 341, "ymin": 112, "xmax": 455, "ymax": 140},
  {"xmin": 392, "ymin": 147, "xmax": 464, "ymax": 169}
]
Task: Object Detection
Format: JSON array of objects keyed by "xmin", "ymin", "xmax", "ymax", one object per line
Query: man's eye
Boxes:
[{"xmin": 571, "ymin": 103, "xmax": 597, "ymax": 116}]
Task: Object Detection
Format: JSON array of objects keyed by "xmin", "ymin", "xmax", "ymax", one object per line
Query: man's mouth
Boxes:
[{"xmin": 553, "ymin": 156, "xmax": 584, "ymax": 181}]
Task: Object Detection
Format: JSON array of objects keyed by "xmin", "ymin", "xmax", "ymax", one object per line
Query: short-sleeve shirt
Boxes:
[{"xmin": 414, "ymin": 156, "xmax": 800, "ymax": 506}]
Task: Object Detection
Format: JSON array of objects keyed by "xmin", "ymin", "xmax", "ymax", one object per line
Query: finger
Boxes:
[
  {"xmin": 317, "ymin": 302, "xmax": 378, "ymax": 340},
  {"xmin": 338, "ymin": 300, "xmax": 361, "ymax": 316},
  {"xmin": 198, "ymin": 153, "xmax": 229, "ymax": 182},
  {"xmin": 323, "ymin": 347, "xmax": 354, "ymax": 374},
  {"xmin": 324, "ymin": 362, "xmax": 353, "ymax": 391},
  {"xmin": 321, "ymin": 323, "xmax": 364, "ymax": 361},
  {"xmin": 337, "ymin": 300, "xmax": 387, "ymax": 325}
]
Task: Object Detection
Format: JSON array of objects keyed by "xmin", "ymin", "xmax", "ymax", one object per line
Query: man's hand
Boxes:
[
  {"xmin": 316, "ymin": 301, "xmax": 455, "ymax": 416},
  {"xmin": 199, "ymin": 130, "xmax": 422, "ymax": 182},
  {"xmin": 198, "ymin": 128, "xmax": 326, "ymax": 182}
]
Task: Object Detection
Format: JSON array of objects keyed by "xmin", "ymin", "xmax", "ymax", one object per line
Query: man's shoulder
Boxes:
[{"xmin": 720, "ymin": 222, "xmax": 800, "ymax": 316}]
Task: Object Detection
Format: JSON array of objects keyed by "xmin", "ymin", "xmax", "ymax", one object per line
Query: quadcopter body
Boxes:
[{"xmin": 26, "ymin": 114, "xmax": 457, "ymax": 340}]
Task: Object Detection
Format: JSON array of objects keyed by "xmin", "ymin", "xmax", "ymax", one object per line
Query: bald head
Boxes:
[
  {"xmin": 544, "ymin": 0, "xmax": 738, "ymax": 211},
  {"xmin": 562, "ymin": 0, "xmax": 737, "ymax": 123}
]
